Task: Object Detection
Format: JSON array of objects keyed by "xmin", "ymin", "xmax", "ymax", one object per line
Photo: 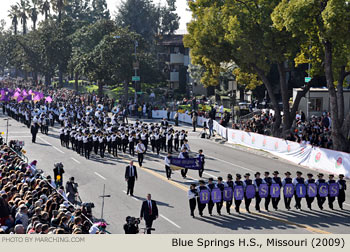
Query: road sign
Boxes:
[
  {"xmin": 132, "ymin": 76, "xmax": 140, "ymax": 81},
  {"xmin": 305, "ymin": 77, "xmax": 312, "ymax": 83}
]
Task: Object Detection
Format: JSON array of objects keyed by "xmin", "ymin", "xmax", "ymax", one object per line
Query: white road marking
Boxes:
[
  {"xmin": 203, "ymin": 171, "xmax": 217, "ymax": 178},
  {"xmin": 71, "ymin": 157, "xmax": 81, "ymax": 164},
  {"xmin": 122, "ymin": 190, "xmax": 140, "ymax": 202},
  {"xmin": 160, "ymin": 214, "xmax": 181, "ymax": 229},
  {"xmin": 38, "ymin": 136, "xmax": 65, "ymax": 154},
  {"xmin": 38, "ymin": 136, "xmax": 51, "ymax": 145},
  {"xmin": 94, "ymin": 172, "xmax": 107, "ymax": 180},
  {"xmin": 206, "ymin": 153, "xmax": 255, "ymax": 172},
  {"xmin": 53, "ymin": 146, "xmax": 65, "ymax": 154},
  {"xmin": 5, "ymin": 136, "xmax": 32, "ymax": 138}
]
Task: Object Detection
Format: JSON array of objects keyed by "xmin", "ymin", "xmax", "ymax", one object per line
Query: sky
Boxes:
[{"xmin": 0, "ymin": 0, "xmax": 192, "ymax": 33}]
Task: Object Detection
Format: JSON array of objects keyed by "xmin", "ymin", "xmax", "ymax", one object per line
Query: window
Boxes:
[{"xmin": 309, "ymin": 98, "xmax": 322, "ymax": 112}]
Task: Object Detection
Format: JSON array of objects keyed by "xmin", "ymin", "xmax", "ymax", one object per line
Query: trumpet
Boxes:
[
  {"xmin": 86, "ymin": 106, "xmax": 93, "ymax": 114},
  {"xmin": 97, "ymin": 104, "xmax": 104, "ymax": 111},
  {"xmin": 59, "ymin": 107, "xmax": 66, "ymax": 114},
  {"xmin": 111, "ymin": 106, "xmax": 119, "ymax": 114}
]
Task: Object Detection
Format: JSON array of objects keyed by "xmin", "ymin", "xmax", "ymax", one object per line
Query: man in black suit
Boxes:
[
  {"xmin": 125, "ymin": 161, "xmax": 137, "ymax": 196},
  {"xmin": 140, "ymin": 193, "xmax": 158, "ymax": 234},
  {"xmin": 30, "ymin": 122, "xmax": 39, "ymax": 143}
]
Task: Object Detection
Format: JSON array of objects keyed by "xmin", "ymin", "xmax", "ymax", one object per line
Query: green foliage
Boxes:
[
  {"xmin": 233, "ymin": 68, "xmax": 263, "ymax": 91},
  {"xmin": 116, "ymin": 0, "xmax": 179, "ymax": 44}
]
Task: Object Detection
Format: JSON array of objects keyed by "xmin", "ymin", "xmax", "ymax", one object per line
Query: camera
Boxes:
[{"xmin": 123, "ymin": 216, "xmax": 140, "ymax": 234}]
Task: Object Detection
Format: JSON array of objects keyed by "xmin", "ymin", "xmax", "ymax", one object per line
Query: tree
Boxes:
[
  {"xmin": 272, "ymin": 0, "xmax": 350, "ymax": 152},
  {"xmin": 91, "ymin": 0, "xmax": 110, "ymax": 21},
  {"xmin": 51, "ymin": 0, "xmax": 68, "ymax": 23},
  {"xmin": 116, "ymin": 0, "xmax": 179, "ymax": 44},
  {"xmin": 40, "ymin": 0, "xmax": 51, "ymax": 20},
  {"xmin": 29, "ymin": 0, "xmax": 41, "ymax": 30},
  {"xmin": 8, "ymin": 5, "xmax": 19, "ymax": 35},
  {"xmin": 69, "ymin": 19, "xmax": 117, "ymax": 91},
  {"xmin": 17, "ymin": 0, "xmax": 30, "ymax": 35},
  {"xmin": 184, "ymin": 0, "xmax": 309, "ymax": 136},
  {"xmin": 16, "ymin": 31, "xmax": 43, "ymax": 84},
  {"xmin": 64, "ymin": 0, "xmax": 91, "ymax": 23}
]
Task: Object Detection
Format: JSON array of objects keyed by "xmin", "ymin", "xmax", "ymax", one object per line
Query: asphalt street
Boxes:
[{"xmin": 1, "ymin": 113, "xmax": 349, "ymax": 234}]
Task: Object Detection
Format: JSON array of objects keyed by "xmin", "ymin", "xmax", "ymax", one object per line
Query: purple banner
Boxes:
[
  {"xmin": 259, "ymin": 184, "xmax": 269, "ymax": 198},
  {"xmin": 296, "ymin": 184, "xmax": 306, "ymax": 198},
  {"xmin": 211, "ymin": 188, "xmax": 222, "ymax": 203},
  {"xmin": 283, "ymin": 184, "xmax": 294, "ymax": 198},
  {"xmin": 199, "ymin": 190, "xmax": 210, "ymax": 204},
  {"xmin": 223, "ymin": 187, "xmax": 233, "ymax": 201},
  {"xmin": 318, "ymin": 183, "xmax": 328, "ymax": 197},
  {"xmin": 234, "ymin": 186, "xmax": 244, "ymax": 201},
  {"xmin": 307, "ymin": 183, "xmax": 317, "ymax": 197},
  {"xmin": 329, "ymin": 183, "xmax": 339, "ymax": 197},
  {"xmin": 270, "ymin": 184, "xmax": 281, "ymax": 198},
  {"xmin": 245, "ymin": 185, "xmax": 256, "ymax": 199},
  {"xmin": 170, "ymin": 157, "xmax": 202, "ymax": 170}
]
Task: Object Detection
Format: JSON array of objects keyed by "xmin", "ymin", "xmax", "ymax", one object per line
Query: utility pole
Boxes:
[
  {"xmin": 134, "ymin": 40, "xmax": 139, "ymax": 104},
  {"xmin": 99, "ymin": 184, "xmax": 111, "ymax": 221}
]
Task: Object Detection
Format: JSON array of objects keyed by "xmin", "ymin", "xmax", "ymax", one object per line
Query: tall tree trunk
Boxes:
[
  {"xmin": 45, "ymin": 74, "xmax": 51, "ymax": 86},
  {"xmin": 59, "ymin": 70, "xmax": 63, "ymax": 88},
  {"xmin": 74, "ymin": 72, "xmax": 79, "ymax": 91},
  {"xmin": 253, "ymin": 65, "xmax": 282, "ymax": 136},
  {"xmin": 324, "ymin": 41, "xmax": 349, "ymax": 152},
  {"xmin": 337, "ymin": 66, "xmax": 345, "ymax": 126},
  {"xmin": 33, "ymin": 71, "xmax": 38, "ymax": 86},
  {"xmin": 123, "ymin": 80, "xmax": 129, "ymax": 106},
  {"xmin": 98, "ymin": 80, "xmax": 103, "ymax": 98},
  {"xmin": 277, "ymin": 62, "xmax": 292, "ymax": 136}
]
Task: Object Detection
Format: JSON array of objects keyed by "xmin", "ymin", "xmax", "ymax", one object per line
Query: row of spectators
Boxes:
[
  {"xmin": 0, "ymin": 144, "xmax": 105, "ymax": 234},
  {"xmin": 232, "ymin": 110, "xmax": 334, "ymax": 150}
]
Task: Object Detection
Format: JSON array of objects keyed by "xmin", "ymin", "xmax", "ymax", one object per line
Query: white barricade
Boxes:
[
  {"xmin": 213, "ymin": 120, "xmax": 227, "ymax": 139},
  {"xmin": 152, "ymin": 110, "xmax": 167, "ymax": 119},
  {"xmin": 301, "ymin": 147, "xmax": 350, "ymax": 178},
  {"xmin": 227, "ymin": 128, "xmax": 350, "ymax": 178}
]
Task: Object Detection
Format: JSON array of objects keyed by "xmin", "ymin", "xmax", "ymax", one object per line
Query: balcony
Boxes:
[
  {"xmin": 170, "ymin": 72, "xmax": 179, "ymax": 82},
  {"xmin": 170, "ymin": 53, "xmax": 184, "ymax": 64},
  {"xmin": 184, "ymin": 55, "xmax": 190, "ymax": 66}
]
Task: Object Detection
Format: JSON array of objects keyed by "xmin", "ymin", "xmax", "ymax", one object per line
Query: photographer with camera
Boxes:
[
  {"xmin": 53, "ymin": 162, "xmax": 65, "ymax": 188},
  {"xmin": 66, "ymin": 177, "xmax": 79, "ymax": 205},
  {"xmin": 123, "ymin": 216, "xmax": 140, "ymax": 234}
]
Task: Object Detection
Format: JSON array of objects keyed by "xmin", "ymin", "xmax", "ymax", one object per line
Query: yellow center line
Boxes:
[{"xmin": 121, "ymin": 155, "xmax": 331, "ymax": 234}]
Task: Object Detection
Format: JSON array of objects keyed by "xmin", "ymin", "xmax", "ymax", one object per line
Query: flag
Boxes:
[
  {"xmin": 17, "ymin": 95, "xmax": 24, "ymax": 103},
  {"xmin": 33, "ymin": 94, "xmax": 41, "ymax": 102},
  {"xmin": 45, "ymin": 96, "xmax": 53, "ymax": 103},
  {"xmin": 25, "ymin": 95, "xmax": 32, "ymax": 101},
  {"xmin": 22, "ymin": 89, "xmax": 28, "ymax": 96},
  {"xmin": 13, "ymin": 91, "xmax": 21, "ymax": 98},
  {"xmin": 0, "ymin": 95, "xmax": 9, "ymax": 102},
  {"xmin": 28, "ymin": 90, "xmax": 33, "ymax": 95}
]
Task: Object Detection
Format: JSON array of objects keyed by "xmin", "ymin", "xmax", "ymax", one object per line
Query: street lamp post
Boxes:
[{"xmin": 134, "ymin": 40, "xmax": 139, "ymax": 105}]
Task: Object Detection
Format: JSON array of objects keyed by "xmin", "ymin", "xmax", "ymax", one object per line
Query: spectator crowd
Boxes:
[
  {"xmin": 232, "ymin": 110, "xmax": 334, "ymax": 150},
  {"xmin": 0, "ymin": 144, "xmax": 104, "ymax": 234}
]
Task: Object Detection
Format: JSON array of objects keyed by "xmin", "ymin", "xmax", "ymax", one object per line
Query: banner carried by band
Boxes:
[{"xmin": 197, "ymin": 183, "xmax": 340, "ymax": 204}]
